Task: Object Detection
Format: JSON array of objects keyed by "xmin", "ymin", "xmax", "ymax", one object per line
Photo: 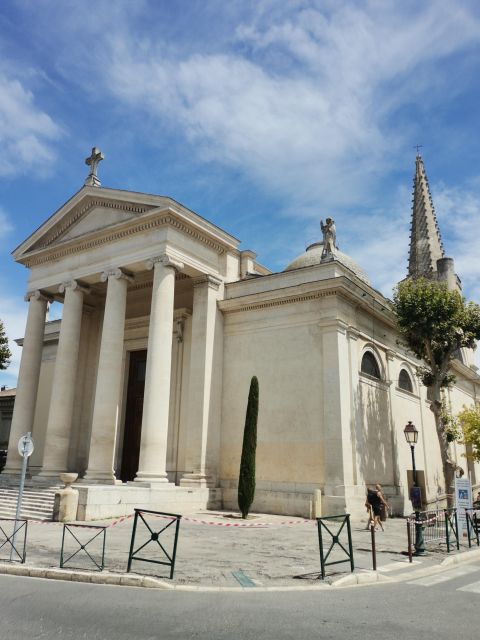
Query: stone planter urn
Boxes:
[
  {"xmin": 53, "ymin": 473, "xmax": 79, "ymax": 522},
  {"xmin": 60, "ymin": 472, "xmax": 78, "ymax": 489}
]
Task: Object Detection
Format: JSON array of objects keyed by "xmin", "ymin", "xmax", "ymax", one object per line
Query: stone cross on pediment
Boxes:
[{"xmin": 84, "ymin": 147, "xmax": 104, "ymax": 187}]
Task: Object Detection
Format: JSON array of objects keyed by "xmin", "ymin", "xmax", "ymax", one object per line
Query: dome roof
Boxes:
[{"xmin": 284, "ymin": 241, "xmax": 371, "ymax": 284}]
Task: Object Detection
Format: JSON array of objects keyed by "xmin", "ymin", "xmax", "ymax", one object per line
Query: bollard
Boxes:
[
  {"xmin": 370, "ymin": 523, "xmax": 376, "ymax": 570},
  {"xmin": 407, "ymin": 517, "xmax": 413, "ymax": 563}
]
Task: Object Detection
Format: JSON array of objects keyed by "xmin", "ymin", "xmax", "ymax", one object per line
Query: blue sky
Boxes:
[{"xmin": 1, "ymin": 0, "xmax": 480, "ymax": 386}]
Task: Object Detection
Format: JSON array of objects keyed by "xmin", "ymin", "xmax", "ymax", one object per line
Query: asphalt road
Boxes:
[{"xmin": 1, "ymin": 566, "xmax": 479, "ymax": 640}]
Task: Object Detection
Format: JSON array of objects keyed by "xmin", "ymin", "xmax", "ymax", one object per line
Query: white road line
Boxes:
[
  {"xmin": 458, "ymin": 580, "xmax": 480, "ymax": 594},
  {"xmin": 407, "ymin": 565, "xmax": 479, "ymax": 587},
  {"xmin": 377, "ymin": 560, "xmax": 421, "ymax": 572}
]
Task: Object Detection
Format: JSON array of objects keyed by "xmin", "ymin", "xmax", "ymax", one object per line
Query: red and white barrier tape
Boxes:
[{"xmin": 12, "ymin": 513, "xmax": 313, "ymax": 529}]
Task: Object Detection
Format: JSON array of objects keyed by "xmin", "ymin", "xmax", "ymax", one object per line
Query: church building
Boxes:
[{"xmin": 3, "ymin": 150, "xmax": 480, "ymax": 520}]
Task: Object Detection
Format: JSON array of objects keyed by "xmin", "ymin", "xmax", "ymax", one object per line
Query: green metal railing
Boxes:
[
  {"xmin": 406, "ymin": 508, "xmax": 459, "ymax": 559},
  {"xmin": 127, "ymin": 509, "xmax": 181, "ymax": 579},
  {"xmin": 0, "ymin": 518, "xmax": 27, "ymax": 563},
  {"xmin": 316, "ymin": 514, "xmax": 354, "ymax": 579},
  {"xmin": 60, "ymin": 523, "xmax": 107, "ymax": 571},
  {"xmin": 465, "ymin": 509, "xmax": 479, "ymax": 548}
]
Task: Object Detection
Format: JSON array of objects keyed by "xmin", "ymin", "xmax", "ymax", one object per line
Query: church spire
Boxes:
[{"xmin": 407, "ymin": 154, "xmax": 445, "ymax": 278}]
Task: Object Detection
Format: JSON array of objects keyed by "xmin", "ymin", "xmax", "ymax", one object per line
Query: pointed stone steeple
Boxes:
[{"xmin": 407, "ymin": 154, "xmax": 445, "ymax": 279}]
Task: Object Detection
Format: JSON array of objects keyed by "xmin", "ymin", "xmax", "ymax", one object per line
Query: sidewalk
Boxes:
[{"xmin": 1, "ymin": 510, "xmax": 479, "ymax": 590}]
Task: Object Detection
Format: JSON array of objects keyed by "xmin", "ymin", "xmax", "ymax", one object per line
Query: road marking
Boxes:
[
  {"xmin": 458, "ymin": 580, "xmax": 480, "ymax": 594},
  {"xmin": 407, "ymin": 565, "xmax": 479, "ymax": 587},
  {"xmin": 232, "ymin": 570, "xmax": 256, "ymax": 588},
  {"xmin": 377, "ymin": 560, "xmax": 421, "ymax": 572}
]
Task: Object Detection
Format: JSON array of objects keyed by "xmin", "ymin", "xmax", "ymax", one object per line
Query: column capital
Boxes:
[
  {"xmin": 191, "ymin": 274, "xmax": 223, "ymax": 290},
  {"xmin": 145, "ymin": 254, "xmax": 184, "ymax": 272},
  {"xmin": 58, "ymin": 280, "xmax": 90, "ymax": 295},
  {"xmin": 100, "ymin": 268, "xmax": 134, "ymax": 284},
  {"xmin": 24, "ymin": 290, "xmax": 53, "ymax": 303}
]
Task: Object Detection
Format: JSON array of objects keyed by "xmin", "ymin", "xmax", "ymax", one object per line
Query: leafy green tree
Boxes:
[
  {"xmin": 392, "ymin": 278, "xmax": 480, "ymax": 504},
  {"xmin": 238, "ymin": 376, "xmax": 259, "ymax": 519},
  {"xmin": 457, "ymin": 405, "xmax": 480, "ymax": 463},
  {"xmin": 0, "ymin": 319, "xmax": 11, "ymax": 370}
]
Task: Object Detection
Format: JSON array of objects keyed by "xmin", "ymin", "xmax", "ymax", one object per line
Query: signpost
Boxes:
[
  {"xmin": 9, "ymin": 433, "xmax": 34, "ymax": 561},
  {"xmin": 454, "ymin": 476, "xmax": 472, "ymax": 537}
]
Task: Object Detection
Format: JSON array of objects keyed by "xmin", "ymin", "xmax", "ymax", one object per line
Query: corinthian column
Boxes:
[
  {"xmin": 39, "ymin": 280, "xmax": 89, "ymax": 477},
  {"xmin": 3, "ymin": 290, "xmax": 50, "ymax": 475},
  {"xmin": 83, "ymin": 268, "xmax": 132, "ymax": 483},
  {"xmin": 135, "ymin": 255, "xmax": 183, "ymax": 484}
]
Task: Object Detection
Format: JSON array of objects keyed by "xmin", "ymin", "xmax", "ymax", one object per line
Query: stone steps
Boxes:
[{"xmin": 0, "ymin": 483, "xmax": 60, "ymax": 521}]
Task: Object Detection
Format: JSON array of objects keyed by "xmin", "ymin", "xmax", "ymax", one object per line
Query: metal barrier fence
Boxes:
[
  {"xmin": 127, "ymin": 509, "xmax": 181, "ymax": 579},
  {"xmin": 407, "ymin": 508, "xmax": 459, "ymax": 559},
  {"xmin": 465, "ymin": 509, "xmax": 479, "ymax": 548},
  {"xmin": 316, "ymin": 514, "xmax": 354, "ymax": 579},
  {"xmin": 0, "ymin": 518, "xmax": 27, "ymax": 563},
  {"xmin": 60, "ymin": 523, "xmax": 107, "ymax": 571}
]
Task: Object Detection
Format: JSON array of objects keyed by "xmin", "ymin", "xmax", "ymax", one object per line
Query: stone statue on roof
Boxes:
[{"xmin": 320, "ymin": 217, "xmax": 337, "ymax": 259}]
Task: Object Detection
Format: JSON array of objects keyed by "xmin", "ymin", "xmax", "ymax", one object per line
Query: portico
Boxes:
[{"xmin": 4, "ymin": 157, "xmax": 241, "ymax": 514}]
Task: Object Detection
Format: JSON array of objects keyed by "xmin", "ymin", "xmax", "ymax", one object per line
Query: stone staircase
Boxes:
[{"xmin": 0, "ymin": 479, "xmax": 60, "ymax": 521}]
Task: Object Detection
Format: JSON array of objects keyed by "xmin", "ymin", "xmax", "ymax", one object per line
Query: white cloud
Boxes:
[
  {"xmin": 432, "ymin": 181, "xmax": 480, "ymax": 303},
  {"xmin": 85, "ymin": 2, "xmax": 480, "ymax": 211},
  {"xmin": 0, "ymin": 70, "xmax": 62, "ymax": 178},
  {"xmin": 0, "ymin": 208, "xmax": 13, "ymax": 239}
]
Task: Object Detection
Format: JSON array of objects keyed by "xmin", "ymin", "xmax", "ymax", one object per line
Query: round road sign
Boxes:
[{"xmin": 18, "ymin": 433, "xmax": 34, "ymax": 458}]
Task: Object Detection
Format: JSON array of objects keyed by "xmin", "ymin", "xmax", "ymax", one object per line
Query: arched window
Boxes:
[
  {"xmin": 361, "ymin": 352, "xmax": 381, "ymax": 379},
  {"xmin": 398, "ymin": 369, "xmax": 413, "ymax": 393}
]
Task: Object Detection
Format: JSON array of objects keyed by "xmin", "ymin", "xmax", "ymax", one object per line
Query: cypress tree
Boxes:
[{"xmin": 238, "ymin": 376, "xmax": 259, "ymax": 519}]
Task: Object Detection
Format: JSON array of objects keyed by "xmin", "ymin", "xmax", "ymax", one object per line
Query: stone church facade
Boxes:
[{"xmin": 3, "ymin": 151, "xmax": 480, "ymax": 520}]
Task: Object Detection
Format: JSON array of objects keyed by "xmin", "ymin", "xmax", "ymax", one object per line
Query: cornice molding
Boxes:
[
  {"xmin": 219, "ymin": 289, "xmax": 338, "ymax": 314},
  {"xmin": 21, "ymin": 211, "xmax": 228, "ymax": 268}
]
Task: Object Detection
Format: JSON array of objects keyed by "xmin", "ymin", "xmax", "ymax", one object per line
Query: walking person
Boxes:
[{"xmin": 365, "ymin": 484, "xmax": 388, "ymax": 531}]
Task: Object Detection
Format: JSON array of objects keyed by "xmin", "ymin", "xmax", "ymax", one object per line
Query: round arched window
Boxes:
[
  {"xmin": 398, "ymin": 369, "xmax": 413, "ymax": 392},
  {"xmin": 361, "ymin": 352, "xmax": 381, "ymax": 379}
]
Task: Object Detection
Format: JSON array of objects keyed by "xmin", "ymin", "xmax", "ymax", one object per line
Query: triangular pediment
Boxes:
[
  {"xmin": 13, "ymin": 185, "xmax": 241, "ymax": 266},
  {"xmin": 26, "ymin": 192, "xmax": 158, "ymax": 253},
  {"xmin": 13, "ymin": 187, "xmax": 171, "ymax": 260}
]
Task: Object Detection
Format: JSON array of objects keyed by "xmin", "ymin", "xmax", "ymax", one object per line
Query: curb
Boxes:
[
  {"xmin": 1, "ymin": 547, "xmax": 479, "ymax": 592},
  {"xmin": 329, "ymin": 546, "xmax": 480, "ymax": 589},
  {"xmin": 0, "ymin": 563, "xmax": 173, "ymax": 590}
]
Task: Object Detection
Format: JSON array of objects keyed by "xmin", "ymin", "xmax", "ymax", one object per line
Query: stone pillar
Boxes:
[
  {"xmin": 385, "ymin": 350, "xmax": 399, "ymax": 489},
  {"xmin": 180, "ymin": 275, "xmax": 222, "ymax": 487},
  {"xmin": 135, "ymin": 255, "xmax": 183, "ymax": 484},
  {"xmin": 321, "ymin": 319, "xmax": 356, "ymax": 514},
  {"xmin": 83, "ymin": 269, "xmax": 132, "ymax": 483},
  {"xmin": 3, "ymin": 291, "xmax": 50, "ymax": 475},
  {"xmin": 38, "ymin": 281, "xmax": 89, "ymax": 477}
]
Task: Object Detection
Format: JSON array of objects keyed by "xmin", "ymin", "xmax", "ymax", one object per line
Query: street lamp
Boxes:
[{"xmin": 404, "ymin": 421, "xmax": 425, "ymax": 555}]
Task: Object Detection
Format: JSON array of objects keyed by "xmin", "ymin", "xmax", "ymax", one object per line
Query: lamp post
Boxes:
[{"xmin": 404, "ymin": 421, "xmax": 425, "ymax": 555}]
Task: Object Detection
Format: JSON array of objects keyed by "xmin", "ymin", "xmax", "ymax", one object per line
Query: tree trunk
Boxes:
[{"xmin": 429, "ymin": 384, "xmax": 459, "ymax": 509}]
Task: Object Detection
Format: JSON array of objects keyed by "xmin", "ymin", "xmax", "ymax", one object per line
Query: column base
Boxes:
[
  {"xmin": 80, "ymin": 471, "xmax": 120, "ymax": 485},
  {"xmin": 35, "ymin": 470, "xmax": 68, "ymax": 480},
  {"xmin": 179, "ymin": 473, "xmax": 214, "ymax": 488},
  {"xmin": 133, "ymin": 472, "xmax": 170, "ymax": 486},
  {"xmin": 1, "ymin": 466, "xmax": 23, "ymax": 477}
]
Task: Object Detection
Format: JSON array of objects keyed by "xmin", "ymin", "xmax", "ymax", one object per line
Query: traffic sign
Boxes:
[{"xmin": 18, "ymin": 433, "xmax": 34, "ymax": 458}]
